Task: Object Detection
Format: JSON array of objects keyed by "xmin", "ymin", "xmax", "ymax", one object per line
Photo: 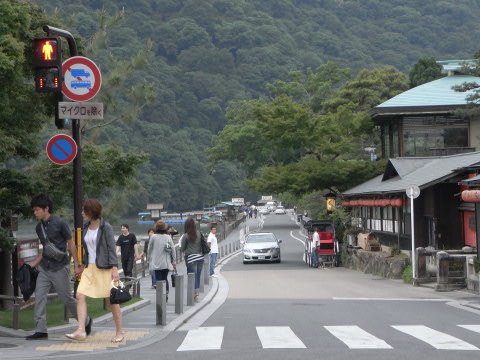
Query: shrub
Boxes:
[
  {"xmin": 402, "ymin": 264, "xmax": 412, "ymax": 284},
  {"xmin": 390, "ymin": 245, "xmax": 401, "ymax": 256}
]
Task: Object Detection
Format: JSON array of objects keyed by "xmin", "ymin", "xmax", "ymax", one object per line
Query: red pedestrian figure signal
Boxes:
[
  {"xmin": 42, "ymin": 41, "xmax": 54, "ymax": 60},
  {"xmin": 33, "ymin": 37, "xmax": 62, "ymax": 92}
]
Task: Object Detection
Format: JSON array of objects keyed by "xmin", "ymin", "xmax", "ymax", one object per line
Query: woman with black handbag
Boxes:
[
  {"xmin": 148, "ymin": 220, "xmax": 176, "ymax": 301},
  {"xmin": 180, "ymin": 218, "xmax": 209, "ymax": 302},
  {"xmin": 65, "ymin": 199, "xmax": 124, "ymax": 343}
]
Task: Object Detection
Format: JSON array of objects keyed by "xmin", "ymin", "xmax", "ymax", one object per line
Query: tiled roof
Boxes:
[
  {"xmin": 343, "ymin": 151, "xmax": 480, "ymax": 196},
  {"xmin": 377, "ymin": 75, "xmax": 480, "ymax": 108}
]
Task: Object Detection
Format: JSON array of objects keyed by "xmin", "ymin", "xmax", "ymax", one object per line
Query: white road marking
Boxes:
[
  {"xmin": 324, "ymin": 325, "xmax": 393, "ymax": 349},
  {"xmin": 392, "ymin": 325, "xmax": 479, "ymax": 350},
  {"xmin": 289, "ymin": 230, "xmax": 306, "ymax": 246},
  {"xmin": 458, "ymin": 324, "xmax": 480, "ymax": 334},
  {"xmin": 177, "ymin": 327, "xmax": 224, "ymax": 351},
  {"xmin": 256, "ymin": 326, "xmax": 306, "ymax": 349},
  {"xmin": 333, "ymin": 297, "xmax": 449, "ymax": 301}
]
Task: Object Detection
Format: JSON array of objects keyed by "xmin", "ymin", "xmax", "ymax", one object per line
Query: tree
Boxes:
[
  {"xmin": 208, "ymin": 64, "xmax": 393, "ymax": 197},
  {"xmin": 408, "ymin": 56, "xmax": 443, "ymax": 88}
]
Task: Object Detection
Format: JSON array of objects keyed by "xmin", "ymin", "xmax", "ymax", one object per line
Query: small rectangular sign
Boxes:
[
  {"xmin": 232, "ymin": 198, "xmax": 244, "ymax": 204},
  {"xmin": 147, "ymin": 203, "xmax": 164, "ymax": 210},
  {"xmin": 262, "ymin": 196, "xmax": 273, "ymax": 201},
  {"xmin": 58, "ymin": 102, "xmax": 103, "ymax": 120}
]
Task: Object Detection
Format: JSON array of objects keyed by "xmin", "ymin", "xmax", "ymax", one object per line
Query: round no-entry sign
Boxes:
[
  {"xmin": 62, "ymin": 56, "xmax": 102, "ymax": 101},
  {"xmin": 46, "ymin": 134, "xmax": 78, "ymax": 165}
]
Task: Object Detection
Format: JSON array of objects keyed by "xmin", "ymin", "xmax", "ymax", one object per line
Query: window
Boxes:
[{"xmin": 402, "ymin": 115, "xmax": 468, "ymax": 156}]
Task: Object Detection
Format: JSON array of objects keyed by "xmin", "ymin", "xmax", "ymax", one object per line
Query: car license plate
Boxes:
[{"xmin": 258, "ymin": 255, "xmax": 265, "ymax": 259}]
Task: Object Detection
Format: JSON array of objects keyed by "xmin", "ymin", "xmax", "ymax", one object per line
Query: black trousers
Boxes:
[{"xmin": 122, "ymin": 256, "xmax": 134, "ymax": 278}]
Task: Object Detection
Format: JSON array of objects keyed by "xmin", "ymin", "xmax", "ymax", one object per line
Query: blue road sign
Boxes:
[{"xmin": 46, "ymin": 134, "xmax": 77, "ymax": 165}]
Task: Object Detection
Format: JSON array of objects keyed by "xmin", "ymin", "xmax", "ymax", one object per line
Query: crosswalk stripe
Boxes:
[
  {"xmin": 324, "ymin": 325, "xmax": 393, "ymax": 349},
  {"xmin": 177, "ymin": 327, "xmax": 224, "ymax": 351},
  {"xmin": 458, "ymin": 325, "xmax": 480, "ymax": 334},
  {"xmin": 256, "ymin": 326, "xmax": 306, "ymax": 349},
  {"xmin": 392, "ymin": 325, "xmax": 479, "ymax": 350}
]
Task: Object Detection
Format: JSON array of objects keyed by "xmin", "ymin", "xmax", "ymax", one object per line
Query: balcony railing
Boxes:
[{"xmin": 429, "ymin": 147, "xmax": 476, "ymax": 156}]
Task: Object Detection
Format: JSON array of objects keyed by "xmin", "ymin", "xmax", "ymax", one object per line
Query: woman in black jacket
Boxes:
[{"xmin": 66, "ymin": 199, "xmax": 124, "ymax": 342}]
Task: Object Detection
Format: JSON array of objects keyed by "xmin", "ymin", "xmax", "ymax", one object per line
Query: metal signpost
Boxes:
[{"xmin": 406, "ymin": 185, "xmax": 420, "ymax": 281}]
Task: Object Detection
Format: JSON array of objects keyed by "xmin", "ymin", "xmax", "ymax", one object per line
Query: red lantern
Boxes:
[
  {"xmin": 381, "ymin": 200, "xmax": 387, "ymax": 206},
  {"xmin": 462, "ymin": 190, "xmax": 480, "ymax": 202},
  {"xmin": 343, "ymin": 200, "xmax": 349, "ymax": 207},
  {"xmin": 384, "ymin": 199, "xmax": 391, "ymax": 206}
]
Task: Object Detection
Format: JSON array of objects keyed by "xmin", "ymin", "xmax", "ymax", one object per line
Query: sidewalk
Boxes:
[{"xmin": 0, "ymin": 217, "xmax": 259, "ymax": 359}]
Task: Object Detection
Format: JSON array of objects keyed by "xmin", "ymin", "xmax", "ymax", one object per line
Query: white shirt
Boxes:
[
  {"xmin": 85, "ymin": 228, "xmax": 99, "ymax": 264},
  {"xmin": 207, "ymin": 232, "xmax": 218, "ymax": 254},
  {"xmin": 312, "ymin": 231, "xmax": 320, "ymax": 250}
]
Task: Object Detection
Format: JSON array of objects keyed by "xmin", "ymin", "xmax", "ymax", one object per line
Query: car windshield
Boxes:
[
  {"xmin": 277, "ymin": 206, "xmax": 284, "ymax": 209},
  {"xmin": 246, "ymin": 234, "xmax": 276, "ymax": 243}
]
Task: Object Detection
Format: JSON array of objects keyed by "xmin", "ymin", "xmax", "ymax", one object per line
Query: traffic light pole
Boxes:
[{"xmin": 43, "ymin": 26, "xmax": 83, "ymax": 270}]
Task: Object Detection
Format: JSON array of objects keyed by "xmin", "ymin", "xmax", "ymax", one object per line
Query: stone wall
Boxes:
[{"xmin": 344, "ymin": 247, "xmax": 410, "ymax": 279}]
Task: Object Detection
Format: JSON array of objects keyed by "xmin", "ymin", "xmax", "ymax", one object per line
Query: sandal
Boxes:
[
  {"xmin": 111, "ymin": 333, "xmax": 125, "ymax": 343},
  {"xmin": 65, "ymin": 330, "xmax": 87, "ymax": 341},
  {"xmin": 194, "ymin": 294, "xmax": 199, "ymax": 302}
]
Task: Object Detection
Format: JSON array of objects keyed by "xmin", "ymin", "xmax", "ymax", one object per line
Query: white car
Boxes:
[
  {"xmin": 274, "ymin": 206, "xmax": 286, "ymax": 214},
  {"xmin": 259, "ymin": 208, "xmax": 269, "ymax": 215},
  {"xmin": 243, "ymin": 232, "xmax": 281, "ymax": 263}
]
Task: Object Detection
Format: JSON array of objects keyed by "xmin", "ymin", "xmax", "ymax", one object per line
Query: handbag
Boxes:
[
  {"xmin": 200, "ymin": 233, "xmax": 210, "ymax": 255},
  {"xmin": 110, "ymin": 280, "xmax": 132, "ymax": 304},
  {"xmin": 171, "ymin": 270, "xmax": 177, "ymax": 288},
  {"xmin": 41, "ymin": 224, "xmax": 67, "ymax": 262}
]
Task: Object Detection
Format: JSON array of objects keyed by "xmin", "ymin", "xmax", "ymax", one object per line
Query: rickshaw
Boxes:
[{"xmin": 303, "ymin": 220, "xmax": 340, "ymax": 267}]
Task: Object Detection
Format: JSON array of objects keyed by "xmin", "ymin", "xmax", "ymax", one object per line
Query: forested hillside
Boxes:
[{"xmin": 32, "ymin": 0, "xmax": 480, "ymax": 213}]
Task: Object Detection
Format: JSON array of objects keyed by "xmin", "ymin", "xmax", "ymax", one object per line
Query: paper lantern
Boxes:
[{"xmin": 461, "ymin": 190, "xmax": 480, "ymax": 202}]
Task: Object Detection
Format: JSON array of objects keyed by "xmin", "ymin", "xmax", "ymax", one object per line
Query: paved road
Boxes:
[{"xmin": 15, "ymin": 212, "xmax": 480, "ymax": 359}]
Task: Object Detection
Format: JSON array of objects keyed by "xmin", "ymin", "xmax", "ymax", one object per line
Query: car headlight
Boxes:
[
  {"xmin": 270, "ymin": 247, "xmax": 279, "ymax": 252},
  {"xmin": 243, "ymin": 247, "xmax": 253, "ymax": 253}
]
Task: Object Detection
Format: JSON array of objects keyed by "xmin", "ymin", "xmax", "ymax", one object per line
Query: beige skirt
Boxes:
[{"xmin": 77, "ymin": 264, "xmax": 112, "ymax": 298}]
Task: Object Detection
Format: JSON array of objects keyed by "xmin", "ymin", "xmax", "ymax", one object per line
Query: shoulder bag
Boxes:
[
  {"xmin": 200, "ymin": 232, "xmax": 210, "ymax": 255},
  {"xmin": 41, "ymin": 224, "xmax": 67, "ymax": 262}
]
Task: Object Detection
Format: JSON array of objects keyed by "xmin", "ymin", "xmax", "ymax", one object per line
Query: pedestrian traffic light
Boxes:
[{"xmin": 33, "ymin": 37, "xmax": 62, "ymax": 92}]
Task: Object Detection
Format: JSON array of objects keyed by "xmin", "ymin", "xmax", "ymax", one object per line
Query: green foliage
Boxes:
[
  {"xmin": 27, "ymin": 144, "xmax": 148, "ymax": 210},
  {"xmin": 402, "ymin": 264, "xmax": 413, "ymax": 284},
  {"xmin": 408, "ymin": 56, "xmax": 443, "ymax": 88},
  {"xmin": 390, "ymin": 245, "xmax": 401, "ymax": 256}
]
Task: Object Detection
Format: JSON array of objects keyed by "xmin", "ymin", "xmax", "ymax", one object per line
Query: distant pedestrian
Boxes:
[
  {"xmin": 27, "ymin": 194, "xmax": 84, "ymax": 340},
  {"xmin": 311, "ymin": 227, "xmax": 320, "ymax": 268},
  {"xmin": 148, "ymin": 220, "xmax": 176, "ymax": 301},
  {"xmin": 207, "ymin": 225, "xmax": 218, "ymax": 277},
  {"xmin": 180, "ymin": 218, "xmax": 204, "ymax": 302},
  {"xmin": 66, "ymin": 199, "xmax": 123, "ymax": 343},
  {"xmin": 254, "ymin": 208, "xmax": 258, "ymax": 218},
  {"xmin": 144, "ymin": 228, "xmax": 155, "ymax": 288},
  {"xmin": 116, "ymin": 224, "xmax": 141, "ymax": 279}
]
